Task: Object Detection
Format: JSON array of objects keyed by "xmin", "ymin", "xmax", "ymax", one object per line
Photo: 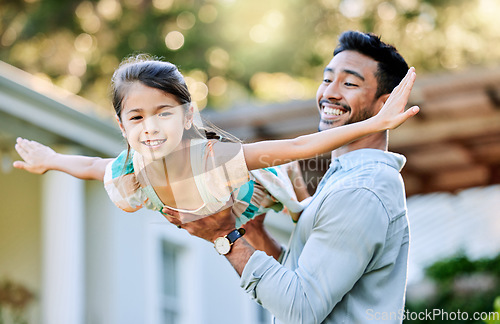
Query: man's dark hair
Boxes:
[{"xmin": 334, "ymin": 31, "xmax": 409, "ymax": 98}]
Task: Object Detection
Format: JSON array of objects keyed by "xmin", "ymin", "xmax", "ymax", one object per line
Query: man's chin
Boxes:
[{"xmin": 318, "ymin": 119, "xmax": 344, "ymax": 131}]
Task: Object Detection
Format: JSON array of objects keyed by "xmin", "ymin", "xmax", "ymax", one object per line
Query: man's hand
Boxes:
[
  {"xmin": 241, "ymin": 214, "xmax": 283, "ymax": 261},
  {"xmin": 162, "ymin": 206, "xmax": 236, "ymax": 243}
]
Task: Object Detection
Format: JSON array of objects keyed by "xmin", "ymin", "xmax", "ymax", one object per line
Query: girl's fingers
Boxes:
[
  {"xmin": 400, "ymin": 67, "xmax": 415, "ymax": 91},
  {"xmin": 408, "ymin": 106, "xmax": 420, "ymax": 116},
  {"xmin": 15, "ymin": 138, "xmax": 34, "ymax": 156},
  {"xmin": 18, "ymin": 138, "xmax": 31, "ymax": 148},
  {"xmin": 12, "ymin": 161, "xmax": 27, "ymax": 170},
  {"xmin": 398, "ymin": 106, "xmax": 420, "ymax": 124},
  {"xmin": 15, "ymin": 144, "xmax": 26, "ymax": 155}
]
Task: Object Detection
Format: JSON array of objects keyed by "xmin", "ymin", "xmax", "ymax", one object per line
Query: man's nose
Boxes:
[{"xmin": 322, "ymin": 81, "xmax": 342, "ymax": 100}]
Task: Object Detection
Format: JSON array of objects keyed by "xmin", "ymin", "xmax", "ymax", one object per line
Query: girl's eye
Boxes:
[
  {"xmin": 159, "ymin": 112, "xmax": 172, "ymax": 117},
  {"xmin": 323, "ymin": 79, "xmax": 332, "ymax": 83},
  {"xmin": 129, "ymin": 116, "xmax": 142, "ymax": 121}
]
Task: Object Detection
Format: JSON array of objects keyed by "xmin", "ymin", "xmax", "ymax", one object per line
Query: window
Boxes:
[{"xmin": 160, "ymin": 240, "xmax": 180, "ymax": 324}]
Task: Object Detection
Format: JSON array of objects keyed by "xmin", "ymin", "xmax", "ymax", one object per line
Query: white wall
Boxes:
[{"xmin": 406, "ymin": 185, "xmax": 500, "ymax": 284}]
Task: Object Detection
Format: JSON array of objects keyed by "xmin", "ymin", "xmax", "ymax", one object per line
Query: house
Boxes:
[{"xmin": 1, "ymin": 60, "xmax": 500, "ymax": 323}]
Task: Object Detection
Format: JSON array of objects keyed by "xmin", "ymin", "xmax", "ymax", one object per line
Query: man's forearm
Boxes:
[
  {"xmin": 225, "ymin": 238, "xmax": 256, "ymax": 276},
  {"xmin": 243, "ymin": 224, "xmax": 282, "ymax": 261}
]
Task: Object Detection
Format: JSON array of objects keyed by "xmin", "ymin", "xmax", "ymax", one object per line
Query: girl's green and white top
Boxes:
[{"xmin": 103, "ymin": 138, "xmax": 309, "ymax": 226}]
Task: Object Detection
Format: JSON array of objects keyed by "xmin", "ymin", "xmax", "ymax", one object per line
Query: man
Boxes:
[{"xmin": 165, "ymin": 30, "xmax": 412, "ymax": 323}]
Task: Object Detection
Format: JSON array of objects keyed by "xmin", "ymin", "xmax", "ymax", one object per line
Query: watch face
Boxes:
[{"xmin": 214, "ymin": 237, "xmax": 231, "ymax": 255}]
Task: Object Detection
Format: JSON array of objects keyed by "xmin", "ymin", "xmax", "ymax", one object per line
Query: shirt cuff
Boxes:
[{"xmin": 240, "ymin": 250, "xmax": 277, "ymax": 300}]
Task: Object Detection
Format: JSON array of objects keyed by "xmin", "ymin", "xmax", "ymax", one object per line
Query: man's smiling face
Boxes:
[{"xmin": 316, "ymin": 50, "xmax": 381, "ymax": 131}]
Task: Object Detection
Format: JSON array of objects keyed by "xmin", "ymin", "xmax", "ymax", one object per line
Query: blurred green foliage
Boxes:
[
  {"xmin": 485, "ymin": 297, "xmax": 500, "ymax": 324},
  {"xmin": 405, "ymin": 253, "xmax": 500, "ymax": 323},
  {"xmin": 1, "ymin": 0, "xmax": 500, "ymax": 111}
]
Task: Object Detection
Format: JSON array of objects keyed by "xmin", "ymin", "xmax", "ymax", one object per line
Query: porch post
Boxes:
[{"xmin": 41, "ymin": 169, "xmax": 85, "ymax": 324}]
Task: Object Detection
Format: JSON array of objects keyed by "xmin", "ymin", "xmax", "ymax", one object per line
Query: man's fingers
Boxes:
[
  {"xmin": 162, "ymin": 207, "xmax": 179, "ymax": 217},
  {"xmin": 163, "ymin": 214, "xmax": 182, "ymax": 226},
  {"xmin": 161, "ymin": 207, "xmax": 200, "ymax": 224}
]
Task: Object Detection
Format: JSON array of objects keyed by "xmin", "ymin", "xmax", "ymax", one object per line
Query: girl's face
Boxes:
[{"xmin": 118, "ymin": 82, "xmax": 192, "ymax": 162}]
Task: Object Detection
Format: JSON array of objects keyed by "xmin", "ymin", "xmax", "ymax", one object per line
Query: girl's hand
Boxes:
[
  {"xmin": 13, "ymin": 137, "xmax": 57, "ymax": 174},
  {"xmin": 375, "ymin": 67, "xmax": 420, "ymax": 130}
]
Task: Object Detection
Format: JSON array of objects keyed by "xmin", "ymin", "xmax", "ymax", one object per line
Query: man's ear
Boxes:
[
  {"xmin": 115, "ymin": 115, "xmax": 127, "ymax": 137},
  {"xmin": 374, "ymin": 93, "xmax": 391, "ymax": 114}
]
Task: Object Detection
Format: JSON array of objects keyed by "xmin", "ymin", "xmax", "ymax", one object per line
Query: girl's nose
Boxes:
[{"xmin": 142, "ymin": 116, "xmax": 160, "ymax": 135}]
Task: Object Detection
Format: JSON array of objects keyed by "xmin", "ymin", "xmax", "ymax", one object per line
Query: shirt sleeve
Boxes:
[
  {"xmin": 103, "ymin": 150, "xmax": 144, "ymax": 213},
  {"xmin": 240, "ymin": 188, "xmax": 389, "ymax": 324}
]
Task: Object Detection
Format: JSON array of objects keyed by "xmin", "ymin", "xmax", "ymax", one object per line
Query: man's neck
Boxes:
[{"xmin": 331, "ymin": 131, "xmax": 388, "ymax": 159}]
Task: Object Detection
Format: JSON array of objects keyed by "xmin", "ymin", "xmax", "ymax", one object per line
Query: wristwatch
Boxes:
[{"xmin": 214, "ymin": 228, "xmax": 245, "ymax": 255}]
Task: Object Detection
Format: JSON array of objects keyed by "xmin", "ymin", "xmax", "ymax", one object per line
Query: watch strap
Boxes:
[{"xmin": 226, "ymin": 228, "xmax": 245, "ymax": 244}]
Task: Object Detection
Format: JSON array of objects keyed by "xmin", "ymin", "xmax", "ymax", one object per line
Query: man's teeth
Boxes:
[
  {"xmin": 323, "ymin": 107, "xmax": 346, "ymax": 116},
  {"xmin": 144, "ymin": 140, "xmax": 164, "ymax": 146}
]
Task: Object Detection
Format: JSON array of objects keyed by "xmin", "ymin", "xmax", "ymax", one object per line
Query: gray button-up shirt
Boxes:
[{"xmin": 241, "ymin": 149, "xmax": 409, "ymax": 323}]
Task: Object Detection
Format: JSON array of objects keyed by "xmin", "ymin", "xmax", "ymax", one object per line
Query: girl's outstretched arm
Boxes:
[
  {"xmin": 243, "ymin": 67, "xmax": 419, "ymax": 171},
  {"xmin": 13, "ymin": 138, "xmax": 111, "ymax": 181}
]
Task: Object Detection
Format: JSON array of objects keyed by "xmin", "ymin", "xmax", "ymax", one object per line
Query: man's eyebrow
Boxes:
[
  {"xmin": 323, "ymin": 67, "xmax": 365, "ymax": 81},
  {"xmin": 344, "ymin": 69, "xmax": 365, "ymax": 81}
]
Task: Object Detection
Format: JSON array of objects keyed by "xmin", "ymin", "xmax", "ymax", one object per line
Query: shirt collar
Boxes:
[{"xmin": 333, "ymin": 148, "xmax": 406, "ymax": 172}]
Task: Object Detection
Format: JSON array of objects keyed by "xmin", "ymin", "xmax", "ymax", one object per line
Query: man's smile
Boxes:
[
  {"xmin": 323, "ymin": 107, "xmax": 347, "ymax": 116},
  {"xmin": 319, "ymin": 100, "xmax": 350, "ymax": 121}
]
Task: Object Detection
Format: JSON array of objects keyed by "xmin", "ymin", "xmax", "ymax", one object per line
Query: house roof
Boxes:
[
  {"xmin": 202, "ymin": 66, "xmax": 500, "ymax": 196},
  {"xmin": 0, "ymin": 61, "xmax": 122, "ymax": 157}
]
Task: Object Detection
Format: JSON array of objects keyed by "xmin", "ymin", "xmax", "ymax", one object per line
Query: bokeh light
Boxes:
[
  {"xmin": 339, "ymin": 0, "xmax": 365, "ymax": 18},
  {"xmin": 208, "ymin": 76, "xmax": 228, "ymax": 97},
  {"xmin": 165, "ymin": 31, "xmax": 185, "ymax": 50},
  {"xmin": 97, "ymin": 0, "xmax": 122, "ymax": 21},
  {"xmin": 177, "ymin": 12, "xmax": 196, "ymax": 30},
  {"xmin": 152, "ymin": 0, "xmax": 174, "ymax": 11},
  {"xmin": 74, "ymin": 33, "xmax": 94, "ymax": 53},
  {"xmin": 198, "ymin": 5, "xmax": 218, "ymax": 23},
  {"xmin": 206, "ymin": 47, "xmax": 230, "ymax": 70}
]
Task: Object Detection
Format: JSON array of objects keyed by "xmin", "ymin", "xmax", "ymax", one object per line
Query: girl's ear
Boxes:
[
  {"xmin": 184, "ymin": 104, "xmax": 194, "ymax": 130},
  {"xmin": 115, "ymin": 115, "xmax": 127, "ymax": 138}
]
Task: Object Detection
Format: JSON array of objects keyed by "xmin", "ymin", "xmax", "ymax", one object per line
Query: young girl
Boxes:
[{"xmin": 14, "ymin": 55, "xmax": 418, "ymax": 226}]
